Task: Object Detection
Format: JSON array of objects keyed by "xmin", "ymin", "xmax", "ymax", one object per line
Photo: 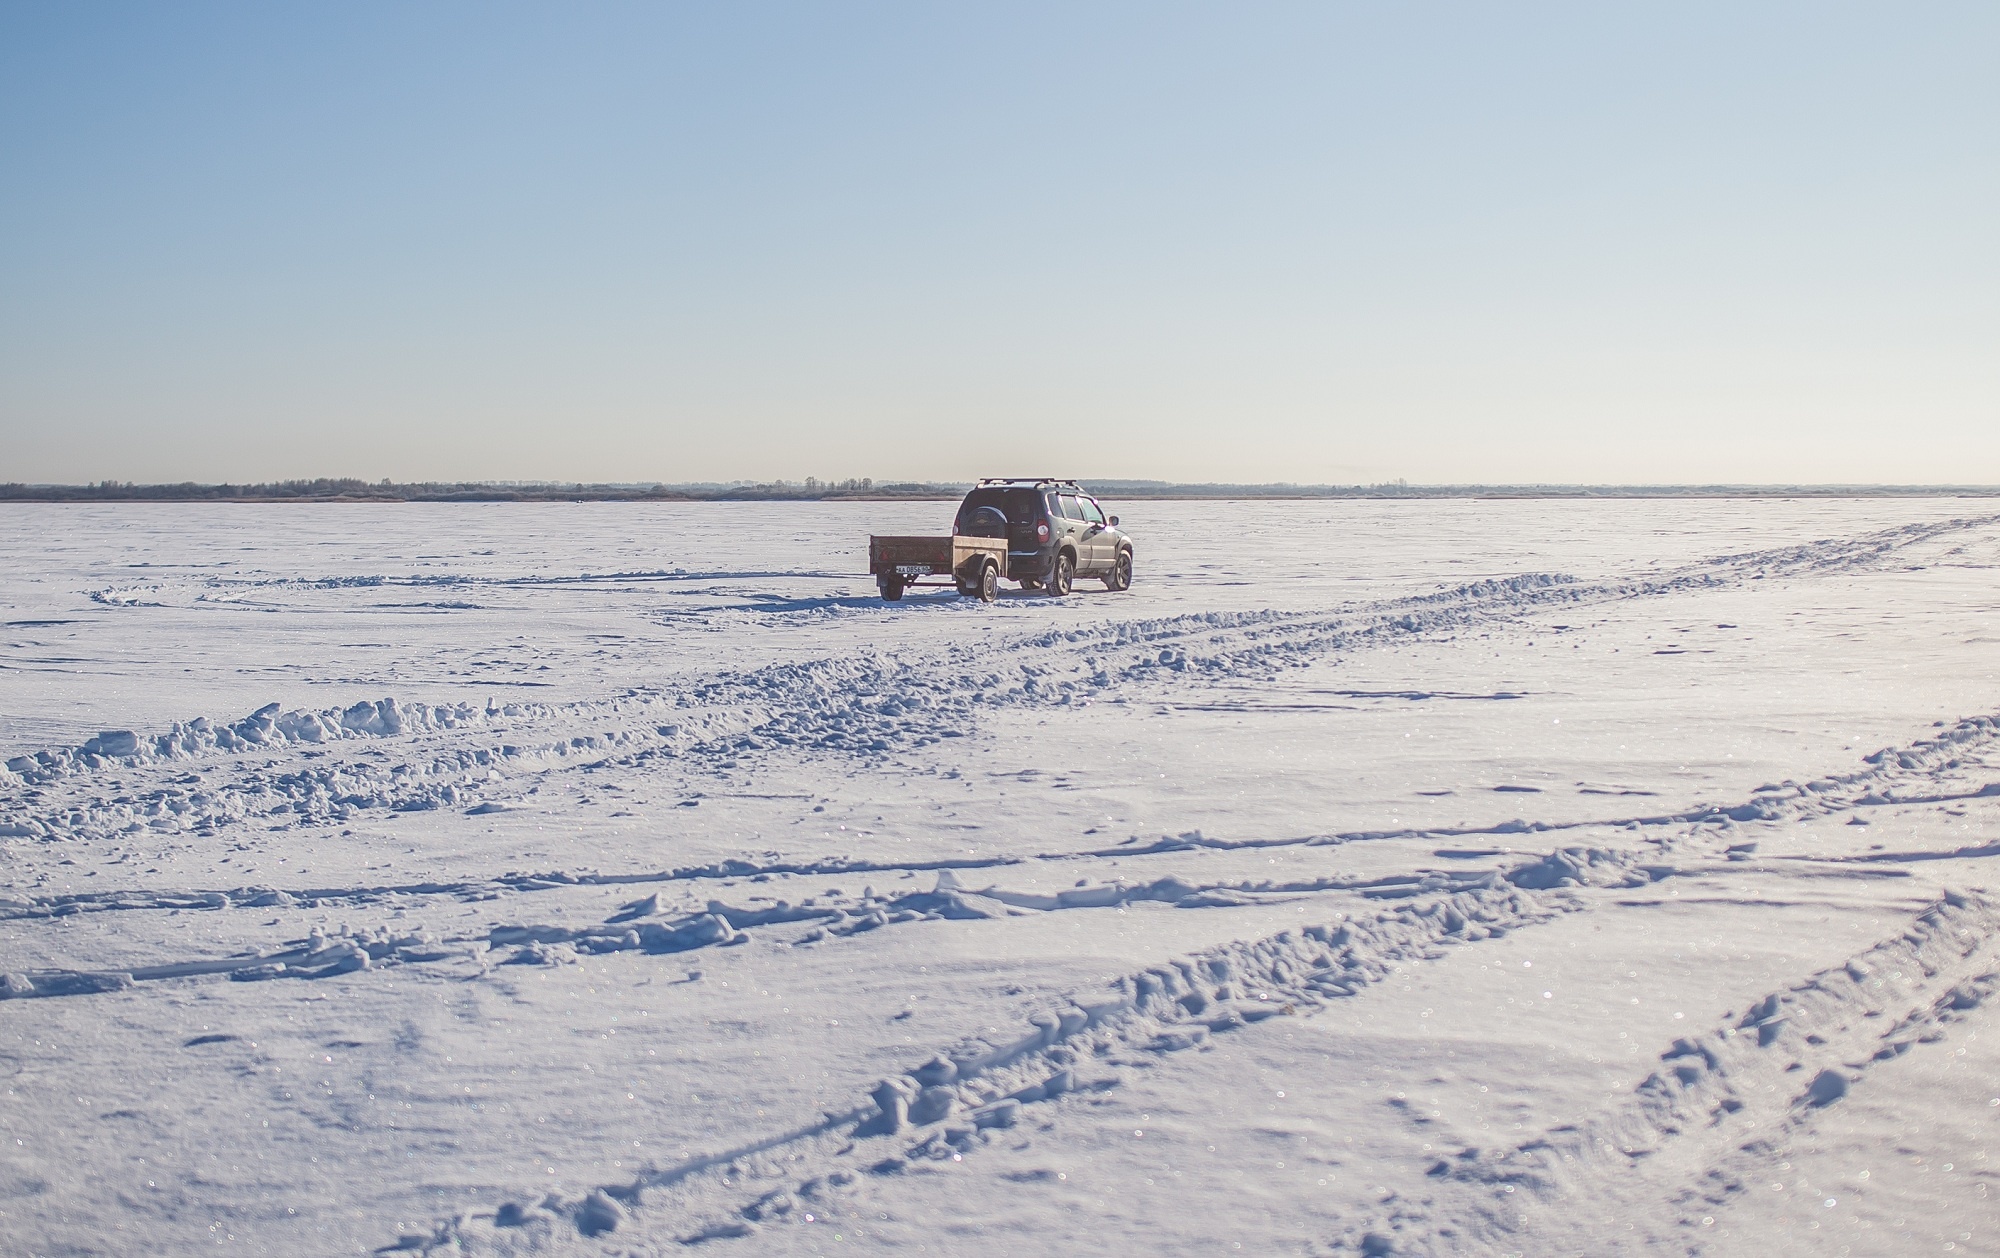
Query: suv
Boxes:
[{"xmin": 953, "ymin": 478, "xmax": 1133, "ymax": 596}]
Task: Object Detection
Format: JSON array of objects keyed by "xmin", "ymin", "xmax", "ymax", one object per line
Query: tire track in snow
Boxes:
[
  {"xmin": 384, "ymin": 809, "xmax": 1915, "ymax": 1251},
  {"xmin": 22, "ymin": 688, "xmax": 2000, "ymax": 912},
  {"xmin": 1334, "ymin": 891, "xmax": 2000, "ymax": 1257},
  {"xmin": 392, "ymin": 854, "xmax": 1602, "ymax": 1254},
  {"xmin": 371, "ymin": 707, "xmax": 2000, "ymax": 1250},
  {"xmin": 7, "ymin": 514, "xmax": 1993, "ymax": 848},
  {"xmin": 7, "ymin": 708, "xmax": 1997, "ymax": 1001},
  {"xmin": 640, "ymin": 513, "xmax": 1996, "ymax": 770}
]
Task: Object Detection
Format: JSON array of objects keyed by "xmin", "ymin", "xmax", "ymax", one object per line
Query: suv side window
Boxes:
[
  {"xmin": 1057, "ymin": 494, "xmax": 1086, "ymax": 522},
  {"xmin": 1079, "ymin": 498, "xmax": 1106, "ymax": 525}
]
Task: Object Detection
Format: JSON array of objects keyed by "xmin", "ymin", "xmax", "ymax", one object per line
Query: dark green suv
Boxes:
[{"xmin": 953, "ymin": 478, "xmax": 1134, "ymax": 596}]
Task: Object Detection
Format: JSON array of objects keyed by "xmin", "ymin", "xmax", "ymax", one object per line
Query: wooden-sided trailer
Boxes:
[{"xmin": 869, "ymin": 534, "xmax": 1009, "ymax": 602}]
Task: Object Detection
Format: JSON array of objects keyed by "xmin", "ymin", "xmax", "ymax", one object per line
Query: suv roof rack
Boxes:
[{"xmin": 975, "ymin": 477, "xmax": 1082, "ymax": 490}]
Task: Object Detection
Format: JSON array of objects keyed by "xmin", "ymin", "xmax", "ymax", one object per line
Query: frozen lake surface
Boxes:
[{"xmin": 3, "ymin": 498, "xmax": 1999, "ymax": 1256}]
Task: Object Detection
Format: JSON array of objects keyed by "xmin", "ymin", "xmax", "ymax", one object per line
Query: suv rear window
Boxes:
[
  {"xmin": 956, "ymin": 488, "xmax": 1044, "ymax": 530},
  {"xmin": 1056, "ymin": 494, "xmax": 1087, "ymax": 521}
]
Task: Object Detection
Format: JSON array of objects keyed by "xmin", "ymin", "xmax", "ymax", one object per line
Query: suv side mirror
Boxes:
[{"xmin": 1108, "ymin": 516, "xmax": 1120, "ymax": 528}]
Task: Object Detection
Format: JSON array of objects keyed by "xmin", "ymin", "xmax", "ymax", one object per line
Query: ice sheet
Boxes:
[{"xmin": 2, "ymin": 497, "xmax": 1998, "ymax": 1256}]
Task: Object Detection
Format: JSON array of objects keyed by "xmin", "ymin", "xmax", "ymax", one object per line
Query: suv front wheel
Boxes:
[{"xmin": 1047, "ymin": 551, "xmax": 1074, "ymax": 597}]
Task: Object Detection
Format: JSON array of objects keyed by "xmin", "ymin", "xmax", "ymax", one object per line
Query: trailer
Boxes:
[{"xmin": 869, "ymin": 534, "xmax": 1008, "ymax": 602}]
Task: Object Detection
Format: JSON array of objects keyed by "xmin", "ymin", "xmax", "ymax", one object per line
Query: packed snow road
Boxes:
[{"xmin": 2, "ymin": 498, "xmax": 1998, "ymax": 1256}]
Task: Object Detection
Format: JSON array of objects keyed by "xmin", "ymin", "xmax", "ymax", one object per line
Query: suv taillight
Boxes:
[{"xmin": 1036, "ymin": 521, "xmax": 1050, "ymax": 542}]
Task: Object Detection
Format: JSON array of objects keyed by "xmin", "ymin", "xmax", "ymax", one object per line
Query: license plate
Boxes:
[{"xmin": 893, "ymin": 565, "xmax": 930, "ymax": 576}]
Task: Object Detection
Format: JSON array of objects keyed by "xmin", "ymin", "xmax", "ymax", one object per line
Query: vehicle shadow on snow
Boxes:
[{"xmin": 717, "ymin": 589, "xmax": 1095, "ymax": 614}]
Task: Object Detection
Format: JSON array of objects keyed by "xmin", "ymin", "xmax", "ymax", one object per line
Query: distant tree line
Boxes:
[
  {"xmin": 1, "ymin": 479, "xmax": 1995, "ymax": 503},
  {"xmin": 0, "ymin": 477, "xmax": 956, "ymax": 502}
]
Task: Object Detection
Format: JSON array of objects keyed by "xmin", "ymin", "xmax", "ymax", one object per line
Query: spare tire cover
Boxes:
[{"xmin": 963, "ymin": 505, "xmax": 1008, "ymax": 538}]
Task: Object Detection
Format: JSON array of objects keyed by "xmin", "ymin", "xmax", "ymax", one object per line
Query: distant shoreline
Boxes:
[{"xmin": 4, "ymin": 479, "xmax": 2000, "ymax": 503}]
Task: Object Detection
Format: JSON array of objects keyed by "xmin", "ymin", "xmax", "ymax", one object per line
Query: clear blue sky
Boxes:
[{"xmin": 2, "ymin": 3, "xmax": 1995, "ymax": 485}]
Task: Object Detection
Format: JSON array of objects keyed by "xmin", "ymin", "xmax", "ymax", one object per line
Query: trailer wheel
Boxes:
[
  {"xmin": 878, "ymin": 575, "xmax": 905, "ymax": 601},
  {"xmin": 1047, "ymin": 551, "xmax": 1074, "ymax": 597},
  {"xmin": 977, "ymin": 558, "xmax": 999, "ymax": 602}
]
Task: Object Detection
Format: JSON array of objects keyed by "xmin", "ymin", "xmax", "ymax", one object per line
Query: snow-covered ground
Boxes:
[{"xmin": 3, "ymin": 497, "xmax": 1998, "ymax": 1257}]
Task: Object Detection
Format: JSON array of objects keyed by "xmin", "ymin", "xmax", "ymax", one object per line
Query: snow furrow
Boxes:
[
  {"xmin": 412, "ymin": 857, "xmax": 1596, "ymax": 1254},
  {"xmin": 10, "ymin": 701, "xmax": 1995, "ymax": 932},
  {"xmin": 9, "ymin": 704, "xmax": 1998, "ymax": 1006},
  {"xmin": 1337, "ymin": 891, "xmax": 2000, "ymax": 1256},
  {"xmin": 8, "ymin": 514, "xmax": 1990, "ymax": 849}
]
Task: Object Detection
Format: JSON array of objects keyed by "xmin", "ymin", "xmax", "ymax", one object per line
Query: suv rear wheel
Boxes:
[
  {"xmin": 1047, "ymin": 551, "xmax": 1074, "ymax": 597},
  {"xmin": 1103, "ymin": 549, "xmax": 1131, "ymax": 592}
]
